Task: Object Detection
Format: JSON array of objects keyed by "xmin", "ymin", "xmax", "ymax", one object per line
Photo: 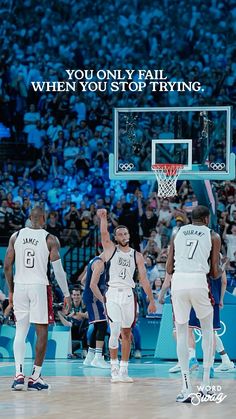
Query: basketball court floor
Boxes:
[{"xmin": 0, "ymin": 358, "xmax": 235, "ymax": 419}]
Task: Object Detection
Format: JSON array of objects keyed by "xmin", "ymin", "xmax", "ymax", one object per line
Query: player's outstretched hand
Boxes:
[
  {"xmin": 147, "ymin": 300, "xmax": 156, "ymax": 313},
  {"xmin": 64, "ymin": 296, "xmax": 72, "ymax": 314},
  {"xmin": 97, "ymin": 209, "xmax": 107, "ymax": 219}
]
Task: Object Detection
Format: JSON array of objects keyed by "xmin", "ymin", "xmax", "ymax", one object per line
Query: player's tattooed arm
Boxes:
[
  {"xmin": 47, "ymin": 234, "xmax": 71, "ymax": 310},
  {"xmin": 4, "ymin": 233, "xmax": 17, "ymax": 304},
  {"xmin": 166, "ymin": 237, "xmax": 175, "ymax": 275},
  {"xmin": 47, "ymin": 234, "xmax": 61, "ymax": 261}
]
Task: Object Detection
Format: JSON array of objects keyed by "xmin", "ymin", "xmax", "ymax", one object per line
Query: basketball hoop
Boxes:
[{"xmin": 151, "ymin": 164, "xmax": 184, "ymax": 198}]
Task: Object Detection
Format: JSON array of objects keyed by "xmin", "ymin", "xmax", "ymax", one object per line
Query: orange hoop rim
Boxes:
[{"xmin": 152, "ymin": 163, "xmax": 184, "ymax": 175}]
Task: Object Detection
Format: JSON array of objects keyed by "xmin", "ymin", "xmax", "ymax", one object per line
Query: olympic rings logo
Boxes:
[
  {"xmin": 119, "ymin": 163, "xmax": 134, "ymax": 171},
  {"xmin": 193, "ymin": 321, "xmax": 226, "ymax": 342},
  {"xmin": 216, "ymin": 321, "xmax": 226, "ymax": 337},
  {"xmin": 210, "ymin": 162, "xmax": 225, "ymax": 171},
  {"xmin": 193, "ymin": 328, "xmax": 202, "ymax": 343}
]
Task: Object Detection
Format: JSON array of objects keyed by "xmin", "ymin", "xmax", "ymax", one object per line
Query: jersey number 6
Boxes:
[{"xmin": 24, "ymin": 249, "xmax": 35, "ymax": 268}]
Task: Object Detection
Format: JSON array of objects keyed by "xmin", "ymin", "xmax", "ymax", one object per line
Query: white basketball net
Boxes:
[{"xmin": 152, "ymin": 164, "xmax": 184, "ymax": 198}]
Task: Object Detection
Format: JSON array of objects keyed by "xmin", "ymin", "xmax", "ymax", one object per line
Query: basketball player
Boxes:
[
  {"xmin": 97, "ymin": 208, "xmax": 156, "ymax": 383},
  {"xmin": 158, "ymin": 272, "xmax": 199, "ymax": 373},
  {"xmin": 159, "ymin": 270, "xmax": 234, "ymax": 375},
  {"xmin": 166, "ymin": 205, "xmax": 222, "ymax": 402},
  {"xmin": 189, "ymin": 268, "xmax": 235, "ymax": 373},
  {"xmin": 83, "ymin": 253, "xmax": 109, "ymax": 368},
  {"xmin": 4, "ymin": 207, "xmax": 71, "ymax": 391}
]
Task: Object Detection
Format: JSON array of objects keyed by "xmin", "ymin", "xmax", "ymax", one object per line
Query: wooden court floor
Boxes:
[{"xmin": 0, "ymin": 360, "xmax": 235, "ymax": 419}]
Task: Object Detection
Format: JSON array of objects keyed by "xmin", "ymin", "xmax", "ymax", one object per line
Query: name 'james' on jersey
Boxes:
[
  {"xmin": 174, "ymin": 224, "xmax": 212, "ymax": 274},
  {"xmin": 106, "ymin": 248, "xmax": 136, "ymax": 288},
  {"xmin": 14, "ymin": 227, "xmax": 50, "ymax": 285}
]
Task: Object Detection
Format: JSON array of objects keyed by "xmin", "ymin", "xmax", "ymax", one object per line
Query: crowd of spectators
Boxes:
[{"xmin": 0, "ymin": 0, "xmax": 235, "ymax": 307}]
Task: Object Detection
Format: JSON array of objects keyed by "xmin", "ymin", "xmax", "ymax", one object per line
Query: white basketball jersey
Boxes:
[
  {"xmin": 14, "ymin": 227, "xmax": 50, "ymax": 285},
  {"xmin": 107, "ymin": 247, "xmax": 136, "ymax": 288},
  {"xmin": 174, "ymin": 224, "xmax": 212, "ymax": 274}
]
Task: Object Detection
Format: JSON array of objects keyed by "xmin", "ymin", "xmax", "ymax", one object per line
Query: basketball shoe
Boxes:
[
  {"xmin": 91, "ymin": 356, "xmax": 110, "ymax": 369},
  {"xmin": 119, "ymin": 368, "xmax": 134, "ymax": 383},
  {"xmin": 189, "ymin": 358, "xmax": 199, "ymax": 371},
  {"xmin": 169, "ymin": 363, "xmax": 181, "ymax": 373},
  {"xmin": 27, "ymin": 375, "xmax": 50, "ymax": 391},
  {"xmin": 176, "ymin": 389, "xmax": 192, "ymax": 403},
  {"xmin": 134, "ymin": 350, "xmax": 142, "ymax": 359},
  {"xmin": 11, "ymin": 374, "xmax": 25, "ymax": 391},
  {"xmin": 111, "ymin": 364, "xmax": 120, "ymax": 383},
  {"xmin": 214, "ymin": 361, "xmax": 235, "ymax": 372},
  {"xmin": 169, "ymin": 358, "xmax": 199, "ymax": 373},
  {"xmin": 83, "ymin": 350, "xmax": 95, "ymax": 366}
]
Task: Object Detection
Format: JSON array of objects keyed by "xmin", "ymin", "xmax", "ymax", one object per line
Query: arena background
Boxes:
[{"xmin": 0, "ymin": 1, "xmax": 235, "ymax": 418}]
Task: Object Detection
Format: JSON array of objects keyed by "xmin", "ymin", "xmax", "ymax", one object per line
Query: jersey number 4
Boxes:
[
  {"xmin": 186, "ymin": 239, "xmax": 198, "ymax": 259},
  {"xmin": 24, "ymin": 249, "xmax": 35, "ymax": 268},
  {"xmin": 119, "ymin": 268, "xmax": 126, "ymax": 280}
]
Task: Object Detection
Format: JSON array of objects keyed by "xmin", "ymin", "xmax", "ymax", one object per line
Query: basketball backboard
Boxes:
[{"xmin": 109, "ymin": 106, "xmax": 234, "ymax": 181}]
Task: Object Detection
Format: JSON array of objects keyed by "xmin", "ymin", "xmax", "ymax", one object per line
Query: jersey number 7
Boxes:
[{"xmin": 186, "ymin": 239, "xmax": 198, "ymax": 259}]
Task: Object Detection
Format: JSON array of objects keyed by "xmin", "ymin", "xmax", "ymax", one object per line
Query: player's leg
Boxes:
[
  {"xmin": 105, "ymin": 288, "xmax": 122, "ymax": 382},
  {"xmin": 119, "ymin": 327, "xmax": 133, "ymax": 383},
  {"xmin": 119, "ymin": 290, "xmax": 135, "ymax": 383},
  {"xmin": 91, "ymin": 320, "xmax": 109, "ymax": 368},
  {"xmin": 84, "ymin": 300, "xmax": 100, "ymax": 365},
  {"xmin": 33, "ymin": 323, "xmax": 49, "ymax": 370},
  {"xmin": 175, "ymin": 322, "xmax": 192, "ymax": 400},
  {"xmin": 84, "ymin": 323, "xmax": 96, "ymax": 365},
  {"xmin": 199, "ymin": 312, "xmax": 213, "ymax": 388},
  {"xmin": 168, "ymin": 328, "xmax": 181, "ymax": 373},
  {"xmin": 27, "ymin": 284, "xmax": 50, "ymax": 390},
  {"xmin": 109, "ymin": 320, "xmax": 122, "ymax": 382},
  {"xmin": 12, "ymin": 284, "xmax": 30, "ymax": 390},
  {"xmin": 87, "ymin": 300, "xmax": 109, "ymax": 368},
  {"xmin": 120, "ymin": 327, "xmax": 132, "ymax": 362},
  {"xmin": 132, "ymin": 324, "xmax": 142, "ymax": 359},
  {"xmin": 27, "ymin": 324, "xmax": 49, "ymax": 391},
  {"xmin": 169, "ymin": 326, "xmax": 199, "ymax": 373},
  {"xmin": 172, "ymin": 289, "xmax": 192, "ymax": 402},
  {"xmin": 188, "ymin": 327, "xmax": 199, "ymax": 370},
  {"xmin": 188, "ymin": 308, "xmax": 201, "ymax": 371},
  {"xmin": 191, "ymin": 288, "xmax": 214, "ymax": 391},
  {"xmin": 214, "ymin": 332, "xmax": 235, "ymax": 372}
]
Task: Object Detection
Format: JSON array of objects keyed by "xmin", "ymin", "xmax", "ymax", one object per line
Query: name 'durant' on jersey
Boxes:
[{"xmin": 182, "ymin": 230, "xmax": 205, "ymax": 237}]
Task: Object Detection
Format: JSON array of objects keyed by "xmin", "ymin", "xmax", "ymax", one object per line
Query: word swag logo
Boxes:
[{"xmin": 190, "ymin": 385, "xmax": 227, "ymax": 406}]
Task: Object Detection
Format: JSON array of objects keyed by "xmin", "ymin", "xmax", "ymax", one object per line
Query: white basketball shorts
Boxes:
[
  {"xmin": 105, "ymin": 287, "xmax": 135, "ymax": 328},
  {"xmin": 13, "ymin": 283, "xmax": 48, "ymax": 324},
  {"xmin": 172, "ymin": 287, "xmax": 213, "ymax": 325}
]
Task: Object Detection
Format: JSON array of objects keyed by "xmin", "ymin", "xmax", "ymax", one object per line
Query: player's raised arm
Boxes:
[
  {"xmin": 209, "ymin": 231, "xmax": 222, "ymax": 279},
  {"xmin": 136, "ymin": 252, "xmax": 156, "ymax": 313},
  {"xmin": 97, "ymin": 208, "xmax": 115, "ymax": 254},
  {"xmin": 47, "ymin": 234, "xmax": 71, "ymax": 312}
]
